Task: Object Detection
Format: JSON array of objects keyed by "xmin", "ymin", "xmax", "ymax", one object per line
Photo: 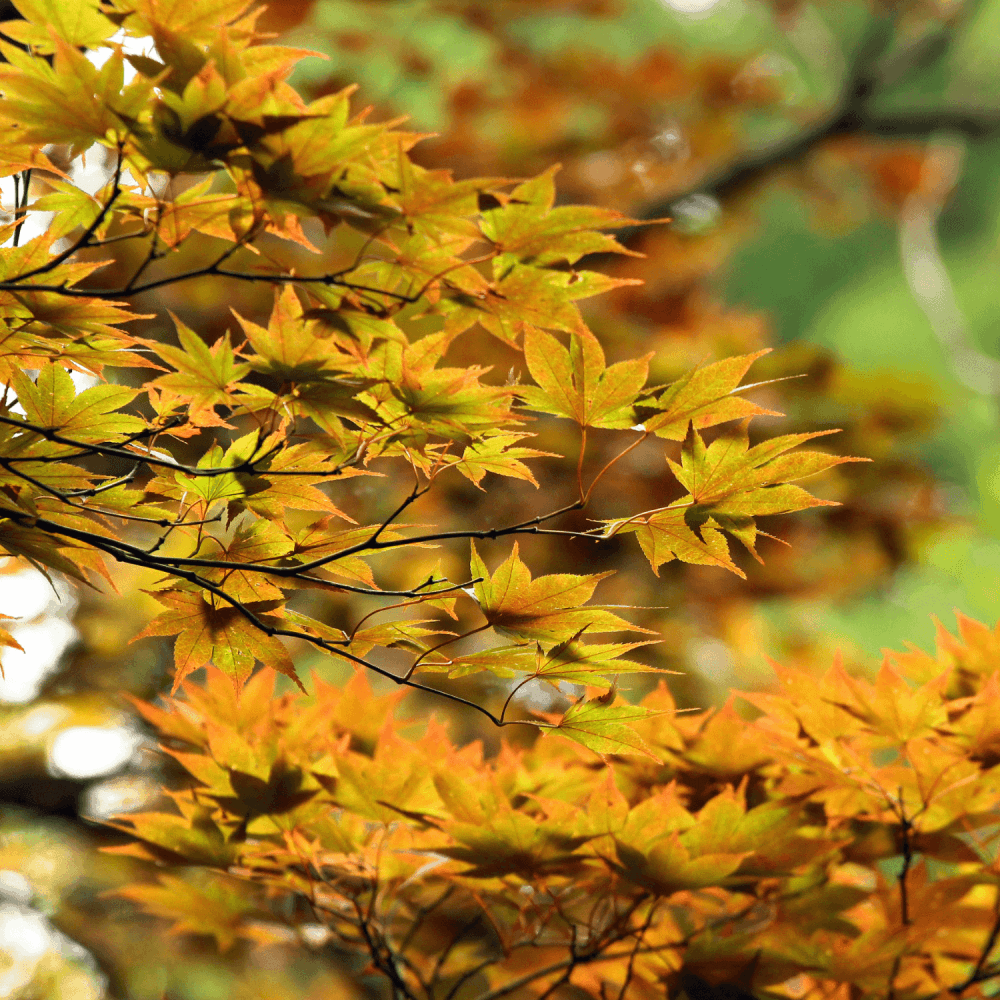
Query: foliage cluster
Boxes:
[
  {"xmin": 281, "ymin": 0, "xmax": 978, "ymax": 678},
  {"xmin": 111, "ymin": 613, "xmax": 1000, "ymax": 1000},
  {"xmin": 0, "ymin": 1, "xmax": 997, "ymax": 999},
  {"xmin": 0, "ymin": 0, "xmax": 850, "ymax": 731}
]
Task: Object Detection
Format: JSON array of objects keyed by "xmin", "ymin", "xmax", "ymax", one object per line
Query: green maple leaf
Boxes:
[
  {"xmin": 670, "ymin": 422, "xmax": 857, "ymax": 503},
  {"xmin": 470, "ymin": 541, "xmax": 651, "ymax": 643},
  {"xmin": 531, "ymin": 637, "xmax": 660, "ymax": 688},
  {"xmin": 0, "ymin": 36, "xmax": 150, "ymax": 154},
  {"xmin": 554, "ymin": 699, "xmax": 661, "ymax": 758},
  {"xmin": 381, "ymin": 364, "xmax": 514, "ymax": 437},
  {"xmin": 394, "ymin": 151, "xmax": 506, "ymax": 239},
  {"xmin": 610, "ymin": 832, "xmax": 749, "ymax": 894},
  {"xmin": 443, "ymin": 267, "xmax": 638, "ymax": 346},
  {"xmin": 430, "ymin": 773, "xmax": 593, "ymax": 877},
  {"xmin": 416, "ymin": 644, "xmax": 536, "ymax": 679},
  {"xmin": 104, "ymin": 801, "xmax": 237, "ymax": 868},
  {"xmin": 606, "ymin": 506, "xmax": 744, "ymax": 578},
  {"xmin": 235, "ymin": 286, "xmax": 354, "ymax": 383},
  {"xmin": 520, "ymin": 326, "xmax": 651, "ymax": 429},
  {"xmin": 480, "ymin": 166, "xmax": 642, "ymax": 270},
  {"xmin": 609, "ymin": 422, "xmax": 863, "ymax": 574},
  {"xmin": 0, "ymin": 518, "xmax": 101, "ymax": 585},
  {"xmin": 195, "ymin": 512, "xmax": 294, "ymax": 603},
  {"xmin": 239, "ymin": 442, "xmax": 357, "ymax": 521},
  {"xmin": 349, "ymin": 619, "xmax": 452, "ymax": 657},
  {"xmin": 29, "ymin": 178, "xmax": 105, "ymax": 241},
  {"xmin": 291, "ymin": 519, "xmax": 416, "ymax": 589},
  {"xmin": 207, "ymin": 757, "xmax": 318, "ymax": 823},
  {"xmin": 172, "ymin": 444, "xmax": 247, "ymax": 506},
  {"xmin": 118, "ymin": 0, "xmax": 255, "ymax": 40},
  {"xmin": 153, "ymin": 176, "xmax": 247, "ymax": 247}
]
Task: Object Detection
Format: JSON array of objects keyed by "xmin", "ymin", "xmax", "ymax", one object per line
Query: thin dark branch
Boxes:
[
  {"xmin": 398, "ymin": 885, "xmax": 454, "ymax": 957},
  {"xmin": 352, "ymin": 897, "xmax": 418, "ymax": 1000},
  {"xmin": 896, "ymin": 788, "xmax": 913, "ymax": 928},
  {"xmin": 952, "ymin": 897, "xmax": 1000, "ymax": 993},
  {"xmin": 0, "ymin": 414, "xmax": 361, "ymax": 479},
  {"xmin": 429, "ymin": 911, "xmax": 483, "ymax": 993},
  {"xmin": 10, "ymin": 168, "xmax": 30, "ymax": 248},
  {"xmin": 615, "ymin": 901, "xmax": 658, "ymax": 1000},
  {"xmin": 0, "ymin": 505, "xmax": 548, "ymax": 728},
  {"xmin": 614, "ymin": 4, "xmax": 995, "ymax": 240}
]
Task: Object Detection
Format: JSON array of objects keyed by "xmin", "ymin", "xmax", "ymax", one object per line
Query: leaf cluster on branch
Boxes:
[
  {"xmin": 112, "ymin": 615, "xmax": 1000, "ymax": 1000},
  {"xmin": 0, "ymin": 0, "xmax": 853, "ymax": 733},
  {"xmin": 2, "ymin": 1, "xmax": 995, "ymax": 998}
]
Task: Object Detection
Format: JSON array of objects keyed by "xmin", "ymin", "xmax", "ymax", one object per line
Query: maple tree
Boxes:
[{"xmin": 1, "ymin": 1, "xmax": 998, "ymax": 999}]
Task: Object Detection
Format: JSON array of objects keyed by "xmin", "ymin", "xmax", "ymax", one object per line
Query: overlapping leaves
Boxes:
[{"xmin": 109, "ymin": 616, "xmax": 1000, "ymax": 1000}]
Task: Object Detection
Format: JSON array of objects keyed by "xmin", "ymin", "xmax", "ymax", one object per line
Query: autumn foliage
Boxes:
[
  {"xmin": 0, "ymin": 0, "xmax": 997, "ymax": 998},
  {"xmin": 112, "ymin": 613, "xmax": 1000, "ymax": 1000}
]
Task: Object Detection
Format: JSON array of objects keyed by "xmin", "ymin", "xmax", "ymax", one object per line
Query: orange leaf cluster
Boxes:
[{"xmin": 108, "ymin": 616, "xmax": 1000, "ymax": 999}]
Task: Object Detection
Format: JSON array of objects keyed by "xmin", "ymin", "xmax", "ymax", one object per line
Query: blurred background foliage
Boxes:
[{"xmin": 2, "ymin": 0, "xmax": 1000, "ymax": 996}]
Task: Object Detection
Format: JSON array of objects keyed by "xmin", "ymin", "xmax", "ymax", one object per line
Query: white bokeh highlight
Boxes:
[
  {"xmin": 0, "ymin": 570, "xmax": 78, "ymax": 704},
  {"xmin": 48, "ymin": 726, "xmax": 144, "ymax": 780}
]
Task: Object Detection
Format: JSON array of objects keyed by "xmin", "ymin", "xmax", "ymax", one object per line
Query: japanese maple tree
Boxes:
[{"xmin": 1, "ymin": 1, "xmax": 999, "ymax": 999}]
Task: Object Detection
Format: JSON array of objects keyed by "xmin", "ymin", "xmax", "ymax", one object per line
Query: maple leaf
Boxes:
[
  {"xmin": 349, "ymin": 619, "xmax": 451, "ymax": 657},
  {"xmin": 453, "ymin": 433, "xmax": 555, "ymax": 489},
  {"xmin": 378, "ymin": 363, "xmax": 515, "ymax": 439},
  {"xmin": 608, "ymin": 422, "xmax": 862, "ymax": 574},
  {"xmin": 430, "ymin": 770, "xmax": 594, "ymax": 877},
  {"xmin": 0, "ymin": 35, "xmax": 151, "ymax": 155},
  {"xmin": 480, "ymin": 166, "xmax": 642, "ymax": 270},
  {"xmin": 0, "ymin": 613, "xmax": 23, "ymax": 660},
  {"xmin": 111, "ymin": 0, "xmax": 256, "ymax": 41},
  {"xmin": 420, "ymin": 636, "xmax": 658, "ymax": 686},
  {"xmin": 610, "ymin": 833, "xmax": 749, "ymax": 894},
  {"xmin": 2, "ymin": 0, "xmax": 117, "ymax": 50},
  {"xmin": 440, "ymin": 266, "xmax": 637, "ymax": 345},
  {"xmin": 114, "ymin": 872, "xmax": 266, "ymax": 952},
  {"xmin": 11, "ymin": 365, "xmax": 144, "ymax": 443},
  {"xmin": 290, "ymin": 519, "xmax": 414, "ymax": 589},
  {"xmin": 147, "ymin": 314, "xmax": 251, "ymax": 423},
  {"xmin": 194, "ymin": 512, "xmax": 294, "ymax": 603},
  {"xmin": 29, "ymin": 178, "xmax": 107, "ymax": 242},
  {"xmin": 171, "ymin": 444, "xmax": 247, "ymax": 508},
  {"xmin": 393, "ymin": 149, "xmax": 507, "ymax": 239},
  {"xmin": 637, "ymin": 349, "xmax": 781, "ymax": 440},
  {"xmin": 0, "ymin": 518, "xmax": 106, "ymax": 587},
  {"xmin": 103, "ymin": 793, "xmax": 238, "ymax": 868},
  {"xmin": 240, "ymin": 447, "xmax": 357, "ymax": 522},
  {"xmin": 553, "ymin": 699, "xmax": 660, "ymax": 758},
  {"xmin": 608, "ymin": 506, "xmax": 744, "ymax": 577},
  {"xmin": 530, "ymin": 637, "xmax": 661, "ymax": 688},
  {"xmin": 470, "ymin": 541, "xmax": 651, "ymax": 643},
  {"xmin": 133, "ymin": 589, "xmax": 302, "ymax": 692},
  {"xmin": 154, "ymin": 177, "xmax": 249, "ymax": 247},
  {"xmin": 519, "ymin": 327, "xmax": 652, "ymax": 429},
  {"xmin": 206, "ymin": 757, "xmax": 318, "ymax": 828},
  {"xmin": 417, "ymin": 644, "xmax": 536, "ymax": 679},
  {"xmin": 667, "ymin": 421, "xmax": 865, "ymax": 559},
  {"xmin": 235, "ymin": 286, "xmax": 356, "ymax": 383}
]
